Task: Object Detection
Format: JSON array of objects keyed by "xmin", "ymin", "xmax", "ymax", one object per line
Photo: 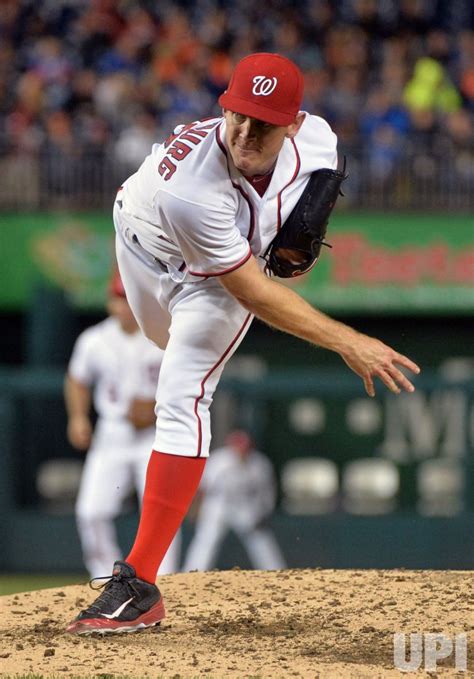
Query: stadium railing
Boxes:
[{"xmin": 0, "ymin": 147, "xmax": 472, "ymax": 211}]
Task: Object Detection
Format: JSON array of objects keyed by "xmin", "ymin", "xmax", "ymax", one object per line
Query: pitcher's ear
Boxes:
[{"xmin": 286, "ymin": 112, "xmax": 305, "ymax": 138}]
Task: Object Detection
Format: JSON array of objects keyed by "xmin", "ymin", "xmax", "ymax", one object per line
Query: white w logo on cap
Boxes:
[{"xmin": 252, "ymin": 75, "xmax": 277, "ymax": 96}]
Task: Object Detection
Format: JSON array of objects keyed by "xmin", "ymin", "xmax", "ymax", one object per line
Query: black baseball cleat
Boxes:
[{"xmin": 66, "ymin": 561, "xmax": 165, "ymax": 635}]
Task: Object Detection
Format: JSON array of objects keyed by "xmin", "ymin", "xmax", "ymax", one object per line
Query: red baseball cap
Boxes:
[
  {"xmin": 225, "ymin": 429, "xmax": 253, "ymax": 453},
  {"xmin": 219, "ymin": 53, "xmax": 304, "ymax": 126},
  {"xmin": 108, "ymin": 269, "xmax": 126, "ymax": 298}
]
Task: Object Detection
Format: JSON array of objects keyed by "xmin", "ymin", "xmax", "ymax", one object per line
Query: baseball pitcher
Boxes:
[{"xmin": 67, "ymin": 53, "xmax": 420, "ymax": 635}]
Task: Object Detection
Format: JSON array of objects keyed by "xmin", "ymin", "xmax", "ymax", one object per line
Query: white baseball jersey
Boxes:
[
  {"xmin": 118, "ymin": 112, "xmax": 337, "ymax": 282},
  {"xmin": 183, "ymin": 446, "xmax": 286, "ymax": 571},
  {"xmin": 198, "ymin": 446, "xmax": 277, "ymax": 530},
  {"xmin": 68, "ymin": 316, "xmax": 163, "ymax": 445}
]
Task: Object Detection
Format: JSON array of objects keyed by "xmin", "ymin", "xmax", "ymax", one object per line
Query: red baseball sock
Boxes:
[{"xmin": 126, "ymin": 450, "xmax": 206, "ymax": 583}]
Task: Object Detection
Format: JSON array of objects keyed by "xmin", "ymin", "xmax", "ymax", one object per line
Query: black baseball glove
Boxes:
[{"xmin": 263, "ymin": 159, "xmax": 348, "ymax": 278}]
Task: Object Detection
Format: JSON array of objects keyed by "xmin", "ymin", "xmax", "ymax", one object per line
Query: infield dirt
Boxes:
[{"xmin": 0, "ymin": 568, "xmax": 472, "ymax": 678}]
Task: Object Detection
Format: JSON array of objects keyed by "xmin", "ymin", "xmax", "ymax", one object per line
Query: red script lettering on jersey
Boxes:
[{"xmin": 158, "ymin": 121, "xmax": 219, "ymax": 181}]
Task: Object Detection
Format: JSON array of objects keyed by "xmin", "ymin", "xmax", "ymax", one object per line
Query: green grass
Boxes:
[{"xmin": 0, "ymin": 573, "xmax": 87, "ymax": 596}]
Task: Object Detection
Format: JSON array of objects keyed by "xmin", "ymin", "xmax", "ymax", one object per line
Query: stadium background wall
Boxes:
[{"xmin": 0, "ymin": 211, "xmax": 472, "ymax": 573}]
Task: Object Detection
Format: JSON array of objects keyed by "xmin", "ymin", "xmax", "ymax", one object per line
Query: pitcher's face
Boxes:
[{"xmin": 224, "ymin": 110, "xmax": 304, "ymax": 176}]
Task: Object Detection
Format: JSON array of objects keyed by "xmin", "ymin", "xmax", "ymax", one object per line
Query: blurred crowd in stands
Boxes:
[{"xmin": 0, "ymin": 0, "xmax": 473, "ymax": 204}]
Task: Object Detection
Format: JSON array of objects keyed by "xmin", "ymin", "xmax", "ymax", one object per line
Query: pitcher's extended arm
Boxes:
[{"xmin": 220, "ymin": 256, "xmax": 420, "ymax": 397}]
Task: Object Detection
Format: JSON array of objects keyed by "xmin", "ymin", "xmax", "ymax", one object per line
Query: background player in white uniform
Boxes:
[
  {"xmin": 184, "ymin": 430, "xmax": 286, "ymax": 572},
  {"xmin": 67, "ymin": 53, "xmax": 420, "ymax": 635},
  {"xmin": 65, "ymin": 271, "xmax": 180, "ymax": 578}
]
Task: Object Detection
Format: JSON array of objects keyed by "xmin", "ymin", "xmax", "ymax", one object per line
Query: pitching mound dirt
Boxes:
[{"xmin": 0, "ymin": 568, "xmax": 472, "ymax": 678}]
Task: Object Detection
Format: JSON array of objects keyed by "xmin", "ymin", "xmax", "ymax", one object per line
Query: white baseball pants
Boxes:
[
  {"xmin": 75, "ymin": 432, "xmax": 181, "ymax": 578},
  {"xmin": 114, "ymin": 206, "xmax": 254, "ymax": 458},
  {"xmin": 183, "ymin": 514, "xmax": 286, "ymax": 571}
]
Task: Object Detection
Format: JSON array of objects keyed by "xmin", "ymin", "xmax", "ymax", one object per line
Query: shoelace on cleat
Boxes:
[{"xmin": 83, "ymin": 571, "xmax": 140, "ymax": 615}]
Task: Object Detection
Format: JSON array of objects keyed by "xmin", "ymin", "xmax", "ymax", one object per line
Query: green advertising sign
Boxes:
[
  {"xmin": 0, "ymin": 212, "xmax": 472, "ymax": 313},
  {"xmin": 292, "ymin": 212, "xmax": 473, "ymax": 314},
  {"xmin": 1, "ymin": 212, "xmax": 114, "ymax": 309}
]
